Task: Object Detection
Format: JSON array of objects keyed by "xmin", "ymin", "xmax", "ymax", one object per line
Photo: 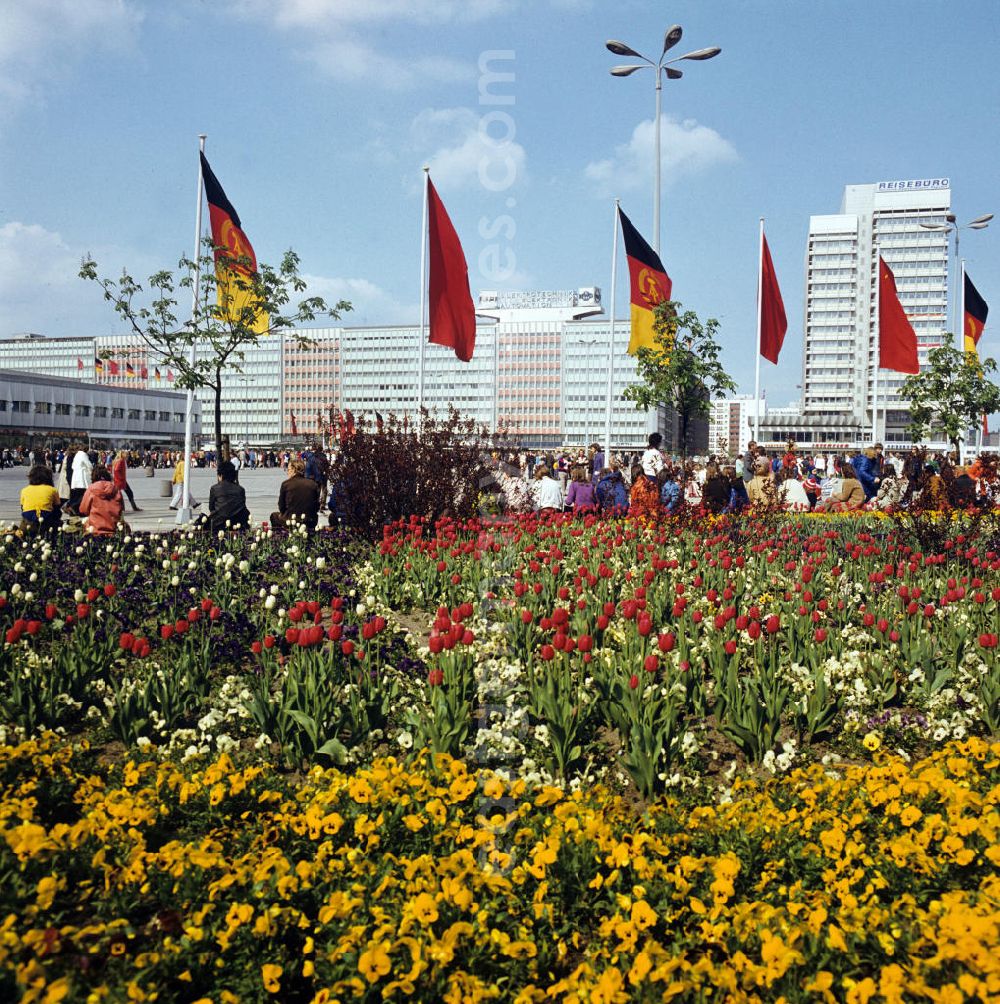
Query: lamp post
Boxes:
[
  {"xmin": 241, "ymin": 374, "xmax": 255, "ymax": 451},
  {"xmin": 573, "ymin": 337, "xmax": 600, "ymax": 448},
  {"xmin": 919, "ymin": 213, "xmax": 992, "ymax": 348},
  {"xmin": 607, "ymin": 26, "xmax": 721, "ymax": 256}
]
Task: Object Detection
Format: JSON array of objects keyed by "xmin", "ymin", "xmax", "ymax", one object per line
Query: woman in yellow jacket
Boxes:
[{"xmin": 169, "ymin": 454, "xmax": 200, "ymax": 509}]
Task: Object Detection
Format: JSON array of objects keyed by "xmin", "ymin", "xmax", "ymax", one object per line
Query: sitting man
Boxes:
[
  {"xmin": 271, "ymin": 457, "xmax": 320, "ymax": 530},
  {"xmin": 205, "ymin": 460, "xmax": 251, "ymax": 532},
  {"xmin": 20, "ymin": 465, "xmax": 62, "ymax": 538}
]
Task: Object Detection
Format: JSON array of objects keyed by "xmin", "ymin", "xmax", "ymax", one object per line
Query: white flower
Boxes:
[{"xmin": 264, "ymin": 595, "xmax": 276, "ymax": 611}]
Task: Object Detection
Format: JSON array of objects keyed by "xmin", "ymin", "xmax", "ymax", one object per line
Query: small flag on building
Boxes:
[
  {"xmin": 375, "ymin": 411, "xmax": 384, "ymax": 435},
  {"xmin": 77, "ymin": 357, "xmax": 83, "ymax": 372},
  {"xmin": 619, "ymin": 207, "xmax": 672, "ymax": 355},
  {"xmin": 125, "ymin": 362, "xmax": 136, "ymax": 378},
  {"xmin": 140, "ymin": 365, "xmax": 148, "ymax": 380},
  {"xmin": 167, "ymin": 370, "xmax": 174, "ymax": 382},
  {"xmin": 290, "ymin": 411, "xmax": 298, "ymax": 436},
  {"xmin": 108, "ymin": 360, "xmax": 121, "ymax": 376},
  {"xmin": 94, "ymin": 357, "xmax": 104, "ymax": 375},
  {"xmin": 154, "ymin": 367, "xmax": 162, "ymax": 382}
]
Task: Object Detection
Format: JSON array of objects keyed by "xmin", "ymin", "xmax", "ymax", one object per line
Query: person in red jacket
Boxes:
[
  {"xmin": 112, "ymin": 450, "xmax": 141, "ymax": 512},
  {"xmin": 80, "ymin": 466, "xmax": 125, "ymax": 536}
]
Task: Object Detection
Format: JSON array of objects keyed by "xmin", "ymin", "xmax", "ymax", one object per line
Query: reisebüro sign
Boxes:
[{"xmin": 877, "ymin": 178, "xmax": 950, "ymax": 192}]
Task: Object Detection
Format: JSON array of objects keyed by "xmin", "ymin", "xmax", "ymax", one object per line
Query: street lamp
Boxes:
[
  {"xmin": 241, "ymin": 374, "xmax": 256, "ymax": 453},
  {"xmin": 573, "ymin": 338, "xmax": 600, "ymax": 448},
  {"xmin": 607, "ymin": 26, "xmax": 721, "ymax": 256},
  {"xmin": 919, "ymin": 212, "xmax": 992, "ymax": 347}
]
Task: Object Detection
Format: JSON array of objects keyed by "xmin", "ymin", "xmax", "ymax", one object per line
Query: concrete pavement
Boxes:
[{"xmin": 0, "ymin": 465, "xmax": 295, "ymax": 533}]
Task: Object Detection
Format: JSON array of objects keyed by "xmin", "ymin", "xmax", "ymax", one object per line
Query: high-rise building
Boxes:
[
  {"xmin": 709, "ymin": 395, "xmax": 766, "ymax": 456},
  {"xmin": 763, "ymin": 177, "xmax": 952, "ymax": 450}
]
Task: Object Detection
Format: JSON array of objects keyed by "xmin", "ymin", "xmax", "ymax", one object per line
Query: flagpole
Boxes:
[
  {"xmin": 871, "ymin": 246, "xmax": 881, "ymax": 446},
  {"xmin": 754, "ymin": 217, "xmax": 764, "ymax": 442},
  {"xmin": 417, "ymin": 167, "xmax": 429, "ymax": 438},
  {"xmin": 605, "ymin": 200, "xmax": 620, "ymax": 469},
  {"xmin": 179, "ymin": 134, "xmax": 206, "ymax": 525},
  {"xmin": 492, "ymin": 326, "xmax": 499, "ymax": 435}
]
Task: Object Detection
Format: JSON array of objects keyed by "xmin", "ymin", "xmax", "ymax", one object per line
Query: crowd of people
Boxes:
[
  {"xmin": 495, "ymin": 435, "xmax": 999, "ymax": 518},
  {"xmin": 10, "ymin": 433, "xmax": 999, "ymax": 539},
  {"xmin": 15, "ymin": 442, "xmax": 333, "ymax": 538}
]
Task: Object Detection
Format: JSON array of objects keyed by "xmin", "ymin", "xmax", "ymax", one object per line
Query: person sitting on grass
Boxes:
[
  {"xmin": 79, "ymin": 465, "xmax": 125, "ymax": 537},
  {"xmin": 203, "ymin": 460, "xmax": 251, "ymax": 533},
  {"xmin": 20, "ymin": 465, "xmax": 62, "ymax": 538},
  {"xmin": 271, "ymin": 457, "xmax": 320, "ymax": 530}
]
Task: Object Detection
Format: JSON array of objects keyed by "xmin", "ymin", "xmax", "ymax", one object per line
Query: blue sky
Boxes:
[{"xmin": 2, "ymin": 0, "xmax": 998, "ymax": 405}]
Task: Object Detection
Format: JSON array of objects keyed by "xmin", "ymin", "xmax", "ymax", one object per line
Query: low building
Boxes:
[{"xmin": 0, "ymin": 370, "xmax": 199, "ymax": 449}]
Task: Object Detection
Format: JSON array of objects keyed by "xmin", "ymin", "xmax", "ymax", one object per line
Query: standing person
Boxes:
[
  {"xmin": 169, "ymin": 455, "xmax": 199, "ymax": 510},
  {"xmin": 68, "ymin": 444, "xmax": 93, "ymax": 514},
  {"xmin": 20, "ymin": 466, "xmax": 62, "ymax": 538},
  {"xmin": 746, "ymin": 459, "xmax": 775, "ymax": 506},
  {"xmin": 271, "ymin": 457, "xmax": 321, "ymax": 530},
  {"xmin": 112, "ymin": 450, "xmax": 142, "ymax": 512},
  {"xmin": 724, "ymin": 465, "xmax": 749, "ymax": 512},
  {"xmin": 641, "ymin": 432, "xmax": 665, "ymax": 480},
  {"xmin": 565, "ymin": 465, "xmax": 596, "ymax": 513},
  {"xmin": 79, "ymin": 466, "xmax": 124, "ymax": 536}
]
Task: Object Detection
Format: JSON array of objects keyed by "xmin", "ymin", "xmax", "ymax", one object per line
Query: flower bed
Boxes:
[{"xmin": 0, "ymin": 511, "xmax": 999, "ymax": 998}]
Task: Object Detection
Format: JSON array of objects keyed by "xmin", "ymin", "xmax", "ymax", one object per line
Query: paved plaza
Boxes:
[{"xmin": 0, "ymin": 465, "xmax": 293, "ymax": 533}]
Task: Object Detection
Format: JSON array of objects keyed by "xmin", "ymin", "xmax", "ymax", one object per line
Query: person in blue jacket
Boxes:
[
  {"xmin": 851, "ymin": 447, "xmax": 880, "ymax": 501},
  {"xmin": 595, "ymin": 464, "xmax": 629, "ymax": 513}
]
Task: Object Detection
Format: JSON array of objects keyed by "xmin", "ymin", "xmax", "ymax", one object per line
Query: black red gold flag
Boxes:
[
  {"xmin": 964, "ymin": 272, "xmax": 988, "ymax": 354},
  {"xmin": 200, "ymin": 152, "xmax": 268, "ymax": 334},
  {"xmin": 619, "ymin": 207, "xmax": 672, "ymax": 355}
]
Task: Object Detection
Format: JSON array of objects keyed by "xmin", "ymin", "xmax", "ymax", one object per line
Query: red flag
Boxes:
[
  {"xmin": 140, "ymin": 365, "xmax": 148, "ymax": 380},
  {"xmin": 108, "ymin": 360, "xmax": 120, "ymax": 376},
  {"xmin": 427, "ymin": 177, "xmax": 476, "ymax": 362},
  {"xmin": 345, "ymin": 410, "xmax": 355, "ymax": 436},
  {"xmin": 878, "ymin": 257, "xmax": 919, "ymax": 374},
  {"xmin": 167, "ymin": 369, "xmax": 174, "ymax": 382},
  {"xmin": 759, "ymin": 234, "xmax": 787, "ymax": 364},
  {"xmin": 290, "ymin": 411, "xmax": 298, "ymax": 436},
  {"xmin": 77, "ymin": 357, "xmax": 83, "ymax": 372}
]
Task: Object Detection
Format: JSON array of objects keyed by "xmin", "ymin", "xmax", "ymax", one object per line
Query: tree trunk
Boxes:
[
  {"xmin": 951, "ymin": 437, "xmax": 962, "ymax": 465},
  {"xmin": 213, "ymin": 370, "xmax": 227, "ymax": 464},
  {"xmin": 680, "ymin": 411, "xmax": 689, "ymax": 462}
]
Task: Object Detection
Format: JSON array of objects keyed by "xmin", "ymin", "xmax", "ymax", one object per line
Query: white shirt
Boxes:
[
  {"xmin": 532, "ymin": 476, "xmax": 563, "ymax": 511},
  {"xmin": 641, "ymin": 447, "xmax": 665, "ymax": 479},
  {"xmin": 71, "ymin": 451, "xmax": 93, "ymax": 490},
  {"xmin": 780, "ymin": 478, "xmax": 810, "ymax": 511}
]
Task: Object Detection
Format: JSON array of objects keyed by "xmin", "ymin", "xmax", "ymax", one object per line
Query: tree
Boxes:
[
  {"xmin": 899, "ymin": 345, "xmax": 1000, "ymax": 461},
  {"xmin": 327, "ymin": 408, "xmax": 514, "ymax": 540},
  {"xmin": 80, "ymin": 242, "xmax": 351, "ymax": 458},
  {"xmin": 623, "ymin": 301, "xmax": 735, "ymax": 459}
]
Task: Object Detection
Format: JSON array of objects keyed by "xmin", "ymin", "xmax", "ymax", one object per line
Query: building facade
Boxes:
[
  {"xmin": 762, "ymin": 177, "xmax": 952, "ymax": 451},
  {"xmin": 0, "ymin": 289, "xmax": 659, "ymax": 451},
  {"xmin": 0, "ymin": 368, "xmax": 199, "ymax": 447},
  {"xmin": 708, "ymin": 396, "xmax": 766, "ymax": 456}
]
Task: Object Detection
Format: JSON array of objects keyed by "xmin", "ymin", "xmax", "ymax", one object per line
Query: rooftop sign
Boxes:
[{"xmin": 877, "ymin": 178, "xmax": 949, "ymax": 192}]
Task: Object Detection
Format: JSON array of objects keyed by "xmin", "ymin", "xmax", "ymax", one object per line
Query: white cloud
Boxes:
[
  {"xmin": 300, "ymin": 273, "xmax": 418, "ymax": 325},
  {"xmin": 0, "ymin": 222, "xmax": 95, "ymax": 337},
  {"xmin": 224, "ymin": 0, "xmax": 522, "ymax": 89},
  {"xmin": 411, "ymin": 107, "xmax": 526, "ymax": 191},
  {"xmin": 585, "ymin": 115, "xmax": 738, "ymax": 195},
  {"xmin": 302, "ymin": 37, "xmax": 469, "ymax": 89},
  {"xmin": 0, "ymin": 0, "xmax": 141, "ymax": 117}
]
